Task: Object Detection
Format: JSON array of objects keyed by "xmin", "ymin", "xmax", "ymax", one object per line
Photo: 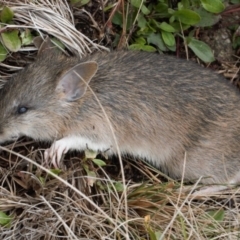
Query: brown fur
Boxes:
[{"xmin": 0, "ymin": 49, "xmax": 240, "ymax": 185}]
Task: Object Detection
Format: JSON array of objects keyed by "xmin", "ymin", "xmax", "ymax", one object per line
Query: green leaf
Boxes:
[
  {"xmin": 200, "ymin": 0, "xmax": 225, "ymax": 14},
  {"xmin": 79, "ymin": 0, "xmax": 90, "ymax": 5},
  {"xmin": 1, "ymin": 30, "xmax": 21, "ymax": 52},
  {"xmin": 129, "ymin": 43, "xmax": 143, "ymax": 51},
  {"xmin": 137, "ymin": 13, "xmax": 147, "ymax": 28},
  {"xmin": 0, "ymin": 211, "xmax": 12, "ymax": 226},
  {"xmin": 155, "ymin": 3, "xmax": 168, "ymax": 13},
  {"xmin": 112, "ymin": 11, "xmax": 122, "ymax": 26},
  {"xmin": 85, "ymin": 149, "xmax": 98, "ymax": 159},
  {"xmin": 50, "ymin": 169, "xmax": 62, "ymax": 175},
  {"xmin": 39, "ymin": 176, "xmax": 45, "ymax": 185},
  {"xmin": 187, "ymin": 37, "xmax": 215, "ymax": 63},
  {"xmin": 114, "ymin": 182, "xmax": 124, "ymax": 192},
  {"xmin": 130, "ymin": 0, "xmax": 150, "ymax": 15},
  {"xmin": 170, "ymin": 22, "xmax": 190, "ymax": 31},
  {"xmin": 87, "ymin": 170, "xmax": 96, "ymax": 178},
  {"xmin": 195, "ymin": 8, "xmax": 221, "ymax": 27},
  {"xmin": 141, "ymin": 4, "xmax": 150, "ymax": 15},
  {"xmin": 130, "ymin": 0, "xmax": 143, "ymax": 8},
  {"xmin": 136, "ymin": 27, "xmax": 153, "ymax": 36},
  {"xmin": 1, "ymin": 6, "xmax": 14, "ymax": 23},
  {"xmin": 207, "ymin": 209, "xmax": 225, "ymax": 221},
  {"xmin": 177, "ymin": 2, "xmax": 184, "ymax": 10},
  {"xmin": 0, "ymin": 42, "xmax": 8, "ymax": 62},
  {"xmin": 148, "ymin": 228, "xmax": 158, "ymax": 240},
  {"xmin": 51, "ymin": 37, "xmax": 65, "ymax": 50},
  {"xmin": 20, "ymin": 29, "xmax": 33, "ymax": 46},
  {"xmin": 161, "ymin": 31, "xmax": 175, "ymax": 47},
  {"xmin": 70, "ymin": 0, "xmax": 90, "ymax": 6},
  {"xmin": 141, "ymin": 45, "xmax": 156, "ymax": 52},
  {"xmin": 159, "ymin": 22, "xmax": 175, "ymax": 32},
  {"xmin": 147, "ymin": 32, "xmax": 167, "ymax": 51},
  {"xmin": 92, "ymin": 159, "xmax": 106, "ymax": 167},
  {"xmin": 147, "ymin": 19, "xmax": 159, "ymax": 32},
  {"xmin": 173, "ymin": 9, "xmax": 200, "ymax": 25},
  {"xmin": 166, "ymin": 44, "xmax": 176, "ymax": 52},
  {"xmin": 135, "ymin": 37, "xmax": 146, "ymax": 45}
]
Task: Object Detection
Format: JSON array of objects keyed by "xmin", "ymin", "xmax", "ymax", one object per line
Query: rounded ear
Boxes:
[
  {"xmin": 56, "ymin": 61, "xmax": 98, "ymax": 102},
  {"xmin": 33, "ymin": 36, "xmax": 58, "ymax": 56}
]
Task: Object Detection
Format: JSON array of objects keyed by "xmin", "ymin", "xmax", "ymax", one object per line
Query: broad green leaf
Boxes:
[
  {"xmin": 173, "ymin": 9, "xmax": 200, "ymax": 25},
  {"xmin": 159, "ymin": 22, "xmax": 175, "ymax": 32},
  {"xmin": 170, "ymin": 22, "xmax": 190, "ymax": 31},
  {"xmin": 137, "ymin": 27, "xmax": 153, "ymax": 36},
  {"xmin": 154, "ymin": 3, "xmax": 168, "ymax": 13},
  {"xmin": 135, "ymin": 37, "xmax": 146, "ymax": 44},
  {"xmin": 129, "ymin": 43, "xmax": 143, "ymax": 51},
  {"xmin": 112, "ymin": 11, "xmax": 122, "ymax": 26},
  {"xmin": 1, "ymin": 6, "xmax": 14, "ymax": 23},
  {"xmin": 141, "ymin": 4, "xmax": 150, "ymax": 15},
  {"xmin": 141, "ymin": 45, "xmax": 156, "ymax": 52},
  {"xmin": 114, "ymin": 182, "xmax": 124, "ymax": 192},
  {"xmin": 147, "ymin": 32, "xmax": 167, "ymax": 51},
  {"xmin": 0, "ymin": 211, "xmax": 12, "ymax": 226},
  {"xmin": 169, "ymin": 15, "xmax": 175, "ymax": 23},
  {"xmin": 187, "ymin": 37, "xmax": 215, "ymax": 63},
  {"xmin": 195, "ymin": 8, "xmax": 221, "ymax": 27},
  {"xmin": 168, "ymin": 8, "xmax": 175, "ymax": 15},
  {"xmin": 1, "ymin": 30, "xmax": 21, "ymax": 52},
  {"xmin": 177, "ymin": 2, "xmax": 184, "ymax": 10},
  {"xmin": 200, "ymin": 0, "xmax": 225, "ymax": 14},
  {"xmin": 130, "ymin": 0, "xmax": 143, "ymax": 8},
  {"xmin": 161, "ymin": 31, "xmax": 175, "ymax": 47},
  {"xmin": 147, "ymin": 19, "xmax": 160, "ymax": 31},
  {"xmin": 92, "ymin": 159, "xmax": 106, "ymax": 167},
  {"xmin": 155, "ymin": 3, "xmax": 170, "ymax": 18},
  {"xmin": 20, "ymin": 29, "xmax": 33, "ymax": 46},
  {"xmin": 0, "ymin": 42, "xmax": 8, "ymax": 62},
  {"xmin": 166, "ymin": 44, "xmax": 176, "ymax": 52},
  {"xmin": 130, "ymin": 0, "xmax": 150, "ymax": 15},
  {"xmin": 137, "ymin": 13, "xmax": 147, "ymax": 28}
]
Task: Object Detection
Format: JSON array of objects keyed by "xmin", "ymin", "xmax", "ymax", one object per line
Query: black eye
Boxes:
[{"xmin": 17, "ymin": 106, "xmax": 28, "ymax": 114}]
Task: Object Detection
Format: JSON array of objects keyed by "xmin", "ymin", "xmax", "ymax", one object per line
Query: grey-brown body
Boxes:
[{"xmin": 0, "ymin": 44, "xmax": 240, "ymax": 185}]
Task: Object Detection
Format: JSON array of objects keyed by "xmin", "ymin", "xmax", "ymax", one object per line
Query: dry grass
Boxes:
[
  {"xmin": 0, "ymin": 1, "xmax": 240, "ymax": 239},
  {"xmin": 0, "ymin": 0, "xmax": 108, "ymax": 80},
  {"xmin": 0, "ymin": 142, "xmax": 240, "ymax": 239}
]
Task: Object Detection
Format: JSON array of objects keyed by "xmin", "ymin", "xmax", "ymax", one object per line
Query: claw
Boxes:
[{"xmin": 44, "ymin": 140, "xmax": 68, "ymax": 168}]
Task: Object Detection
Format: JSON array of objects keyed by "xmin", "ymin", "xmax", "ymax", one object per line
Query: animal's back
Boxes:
[{"xmin": 80, "ymin": 51, "xmax": 240, "ymax": 183}]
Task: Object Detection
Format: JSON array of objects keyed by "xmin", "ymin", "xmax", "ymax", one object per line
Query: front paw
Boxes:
[{"xmin": 44, "ymin": 140, "xmax": 69, "ymax": 168}]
